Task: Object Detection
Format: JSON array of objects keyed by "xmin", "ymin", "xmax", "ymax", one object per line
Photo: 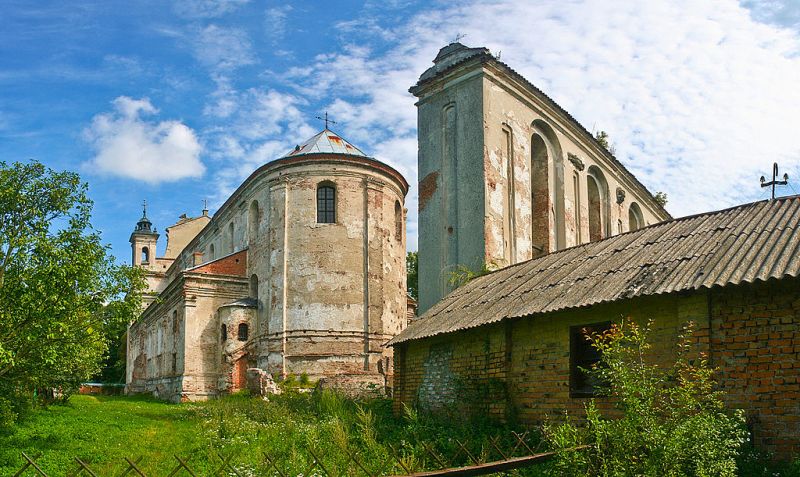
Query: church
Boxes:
[
  {"xmin": 125, "ymin": 42, "xmax": 669, "ymax": 402},
  {"xmin": 127, "ymin": 43, "xmax": 799, "ymax": 460},
  {"xmin": 126, "ymin": 130, "xmax": 409, "ymax": 401}
]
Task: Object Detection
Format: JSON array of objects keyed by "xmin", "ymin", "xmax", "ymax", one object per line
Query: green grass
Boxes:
[{"xmin": 0, "ymin": 392, "xmax": 547, "ymax": 476}]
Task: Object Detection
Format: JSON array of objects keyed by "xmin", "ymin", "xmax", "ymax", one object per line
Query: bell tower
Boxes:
[{"xmin": 130, "ymin": 200, "xmax": 159, "ymax": 268}]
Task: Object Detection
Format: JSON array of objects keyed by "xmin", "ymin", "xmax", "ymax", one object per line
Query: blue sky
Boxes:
[{"xmin": 2, "ymin": 0, "xmax": 799, "ymax": 263}]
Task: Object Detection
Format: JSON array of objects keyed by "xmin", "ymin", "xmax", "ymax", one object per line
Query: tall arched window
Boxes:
[
  {"xmin": 141, "ymin": 247, "xmax": 150, "ymax": 264},
  {"xmin": 209, "ymin": 243, "xmax": 215, "ymax": 260},
  {"xmin": 228, "ymin": 222, "xmax": 235, "ymax": 253},
  {"xmin": 250, "ymin": 274, "xmax": 258, "ymax": 299},
  {"xmin": 587, "ymin": 166, "xmax": 609, "ymax": 242},
  {"xmin": 317, "ymin": 182, "xmax": 336, "ymax": 223},
  {"xmin": 248, "ymin": 200, "xmax": 260, "ymax": 242},
  {"xmin": 628, "ymin": 202, "xmax": 644, "ymax": 232},
  {"xmin": 531, "ymin": 120, "xmax": 565, "ymax": 252},
  {"xmin": 530, "ymin": 134, "xmax": 549, "ymax": 253},
  {"xmin": 394, "ymin": 201, "xmax": 403, "ymax": 240},
  {"xmin": 237, "ymin": 323, "xmax": 249, "ymax": 342}
]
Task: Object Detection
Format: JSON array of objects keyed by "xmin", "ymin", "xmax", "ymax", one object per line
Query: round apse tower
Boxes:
[{"xmin": 249, "ymin": 129, "xmax": 409, "ymax": 391}]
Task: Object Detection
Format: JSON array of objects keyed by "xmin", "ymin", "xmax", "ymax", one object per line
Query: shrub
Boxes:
[{"xmin": 544, "ymin": 320, "xmax": 747, "ymax": 477}]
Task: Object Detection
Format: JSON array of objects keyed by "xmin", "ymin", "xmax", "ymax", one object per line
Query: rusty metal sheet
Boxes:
[
  {"xmin": 283, "ymin": 129, "xmax": 367, "ymax": 157},
  {"xmin": 388, "ymin": 195, "xmax": 800, "ymax": 346}
]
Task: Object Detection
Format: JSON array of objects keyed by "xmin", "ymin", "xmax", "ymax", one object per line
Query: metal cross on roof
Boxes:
[
  {"xmin": 315, "ymin": 112, "xmax": 337, "ymax": 130},
  {"xmin": 142, "ymin": 199, "xmax": 147, "ymax": 217},
  {"xmin": 760, "ymin": 162, "xmax": 789, "ymax": 200}
]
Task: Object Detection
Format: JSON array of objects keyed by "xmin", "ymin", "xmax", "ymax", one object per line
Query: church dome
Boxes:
[{"xmin": 283, "ymin": 129, "xmax": 367, "ymax": 158}]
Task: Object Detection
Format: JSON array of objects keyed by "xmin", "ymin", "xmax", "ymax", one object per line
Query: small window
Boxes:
[
  {"xmin": 317, "ymin": 184, "xmax": 336, "ymax": 223},
  {"xmin": 238, "ymin": 323, "xmax": 249, "ymax": 342},
  {"xmin": 570, "ymin": 322, "xmax": 611, "ymax": 397},
  {"xmin": 141, "ymin": 246, "xmax": 150, "ymax": 264},
  {"xmin": 221, "ymin": 324, "xmax": 227, "ymax": 342}
]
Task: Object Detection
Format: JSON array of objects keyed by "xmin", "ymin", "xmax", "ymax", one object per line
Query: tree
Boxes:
[
  {"xmin": 0, "ymin": 161, "xmax": 144, "ymax": 422},
  {"xmin": 544, "ymin": 320, "xmax": 747, "ymax": 476},
  {"xmin": 654, "ymin": 191, "xmax": 668, "ymax": 207},
  {"xmin": 594, "ymin": 130, "xmax": 616, "ymax": 155},
  {"xmin": 406, "ymin": 252, "xmax": 418, "ymax": 301}
]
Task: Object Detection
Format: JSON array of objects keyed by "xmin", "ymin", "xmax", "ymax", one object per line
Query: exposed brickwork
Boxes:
[
  {"xmin": 190, "ymin": 249, "xmax": 247, "ymax": 276},
  {"xmin": 394, "ymin": 278, "xmax": 800, "ymax": 459},
  {"xmin": 710, "ymin": 279, "xmax": 800, "ymax": 458}
]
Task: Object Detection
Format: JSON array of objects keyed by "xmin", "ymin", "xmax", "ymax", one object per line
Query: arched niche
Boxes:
[
  {"xmin": 587, "ymin": 165, "xmax": 610, "ymax": 241},
  {"xmin": 530, "ymin": 119, "xmax": 565, "ymax": 252}
]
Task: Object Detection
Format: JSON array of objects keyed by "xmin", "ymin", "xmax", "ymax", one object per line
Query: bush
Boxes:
[{"xmin": 544, "ymin": 320, "xmax": 748, "ymax": 477}]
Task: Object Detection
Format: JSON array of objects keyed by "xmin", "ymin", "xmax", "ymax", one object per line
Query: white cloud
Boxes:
[
  {"xmin": 264, "ymin": 5, "xmax": 292, "ymax": 44},
  {"xmin": 174, "ymin": 0, "xmax": 250, "ymax": 19},
  {"xmin": 194, "ymin": 24, "xmax": 255, "ymax": 71},
  {"xmin": 84, "ymin": 96, "xmax": 205, "ymax": 184},
  {"xmin": 279, "ymin": 0, "xmax": 800, "ymax": 250}
]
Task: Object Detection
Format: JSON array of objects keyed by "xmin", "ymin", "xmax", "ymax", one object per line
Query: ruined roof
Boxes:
[
  {"xmin": 283, "ymin": 129, "xmax": 367, "ymax": 157},
  {"xmin": 388, "ymin": 195, "xmax": 800, "ymax": 345},
  {"xmin": 411, "ymin": 43, "xmax": 670, "ymax": 220}
]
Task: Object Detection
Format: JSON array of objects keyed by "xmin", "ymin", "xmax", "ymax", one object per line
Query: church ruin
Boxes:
[{"xmin": 126, "ymin": 130, "xmax": 409, "ymax": 401}]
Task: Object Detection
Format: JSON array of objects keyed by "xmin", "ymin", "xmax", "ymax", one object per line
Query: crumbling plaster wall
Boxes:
[
  {"xmin": 414, "ymin": 57, "xmax": 668, "ymax": 313},
  {"xmin": 143, "ymin": 156, "xmax": 407, "ymax": 393},
  {"xmin": 126, "ymin": 273, "xmax": 249, "ymax": 402}
]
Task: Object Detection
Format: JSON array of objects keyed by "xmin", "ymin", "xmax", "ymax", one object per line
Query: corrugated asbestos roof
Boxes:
[
  {"xmin": 388, "ymin": 196, "xmax": 800, "ymax": 346},
  {"xmin": 283, "ymin": 129, "xmax": 367, "ymax": 157}
]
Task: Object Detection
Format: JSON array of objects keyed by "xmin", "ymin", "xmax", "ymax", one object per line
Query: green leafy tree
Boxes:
[
  {"xmin": 448, "ymin": 262, "xmax": 495, "ymax": 289},
  {"xmin": 594, "ymin": 130, "xmax": 616, "ymax": 155},
  {"xmin": 0, "ymin": 161, "xmax": 144, "ymax": 421},
  {"xmin": 544, "ymin": 320, "xmax": 747, "ymax": 477},
  {"xmin": 406, "ymin": 251, "xmax": 418, "ymax": 301},
  {"xmin": 654, "ymin": 191, "xmax": 668, "ymax": 208}
]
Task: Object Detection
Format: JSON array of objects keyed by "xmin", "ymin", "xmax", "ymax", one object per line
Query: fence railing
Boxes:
[{"xmin": 11, "ymin": 432, "xmax": 588, "ymax": 476}]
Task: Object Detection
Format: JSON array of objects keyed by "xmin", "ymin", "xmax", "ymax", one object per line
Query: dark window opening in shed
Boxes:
[
  {"xmin": 238, "ymin": 323, "xmax": 249, "ymax": 342},
  {"xmin": 570, "ymin": 321, "xmax": 611, "ymax": 397}
]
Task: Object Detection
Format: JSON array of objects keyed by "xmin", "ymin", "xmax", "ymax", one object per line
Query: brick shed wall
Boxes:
[
  {"xmin": 394, "ymin": 277, "xmax": 800, "ymax": 459},
  {"xmin": 710, "ymin": 278, "xmax": 800, "ymax": 458}
]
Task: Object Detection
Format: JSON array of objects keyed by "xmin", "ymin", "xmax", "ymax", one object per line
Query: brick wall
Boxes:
[
  {"xmin": 394, "ymin": 277, "xmax": 800, "ymax": 459},
  {"xmin": 710, "ymin": 278, "xmax": 800, "ymax": 458}
]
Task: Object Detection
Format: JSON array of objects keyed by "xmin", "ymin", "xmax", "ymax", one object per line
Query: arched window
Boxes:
[
  {"xmin": 530, "ymin": 133, "xmax": 549, "ymax": 253},
  {"xmin": 250, "ymin": 274, "xmax": 258, "ymax": 299},
  {"xmin": 220, "ymin": 324, "xmax": 227, "ymax": 342},
  {"xmin": 394, "ymin": 201, "xmax": 403, "ymax": 240},
  {"xmin": 587, "ymin": 166, "xmax": 610, "ymax": 242},
  {"xmin": 141, "ymin": 247, "xmax": 150, "ymax": 264},
  {"xmin": 628, "ymin": 202, "xmax": 644, "ymax": 232},
  {"xmin": 531, "ymin": 120, "xmax": 565, "ymax": 252},
  {"xmin": 317, "ymin": 183, "xmax": 336, "ymax": 223},
  {"xmin": 237, "ymin": 323, "xmax": 248, "ymax": 342},
  {"xmin": 209, "ymin": 243, "xmax": 215, "ymax": 260},
  {"xmin": 228, "ymin": 222, "xmax": 235, "ymax": 253},
  {"xmin": 248, "ymin": 200, "xmax": 260, "ymax": 242}
]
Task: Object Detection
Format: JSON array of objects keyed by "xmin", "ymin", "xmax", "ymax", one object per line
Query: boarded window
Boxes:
[
  {"xmin": 570, "ymin": 322, "xmax": 611, "ymax": 397},
  {"xmin": 221, "ymin": 324, "xmax": 227, "ymax": 342},
  {"xmin": 238, "ymin": 323, "xmax": 249, "ymax": 342},
  {"xmin": 317, "ymin": 184, "xmax": 336, "ymax": 223}
]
